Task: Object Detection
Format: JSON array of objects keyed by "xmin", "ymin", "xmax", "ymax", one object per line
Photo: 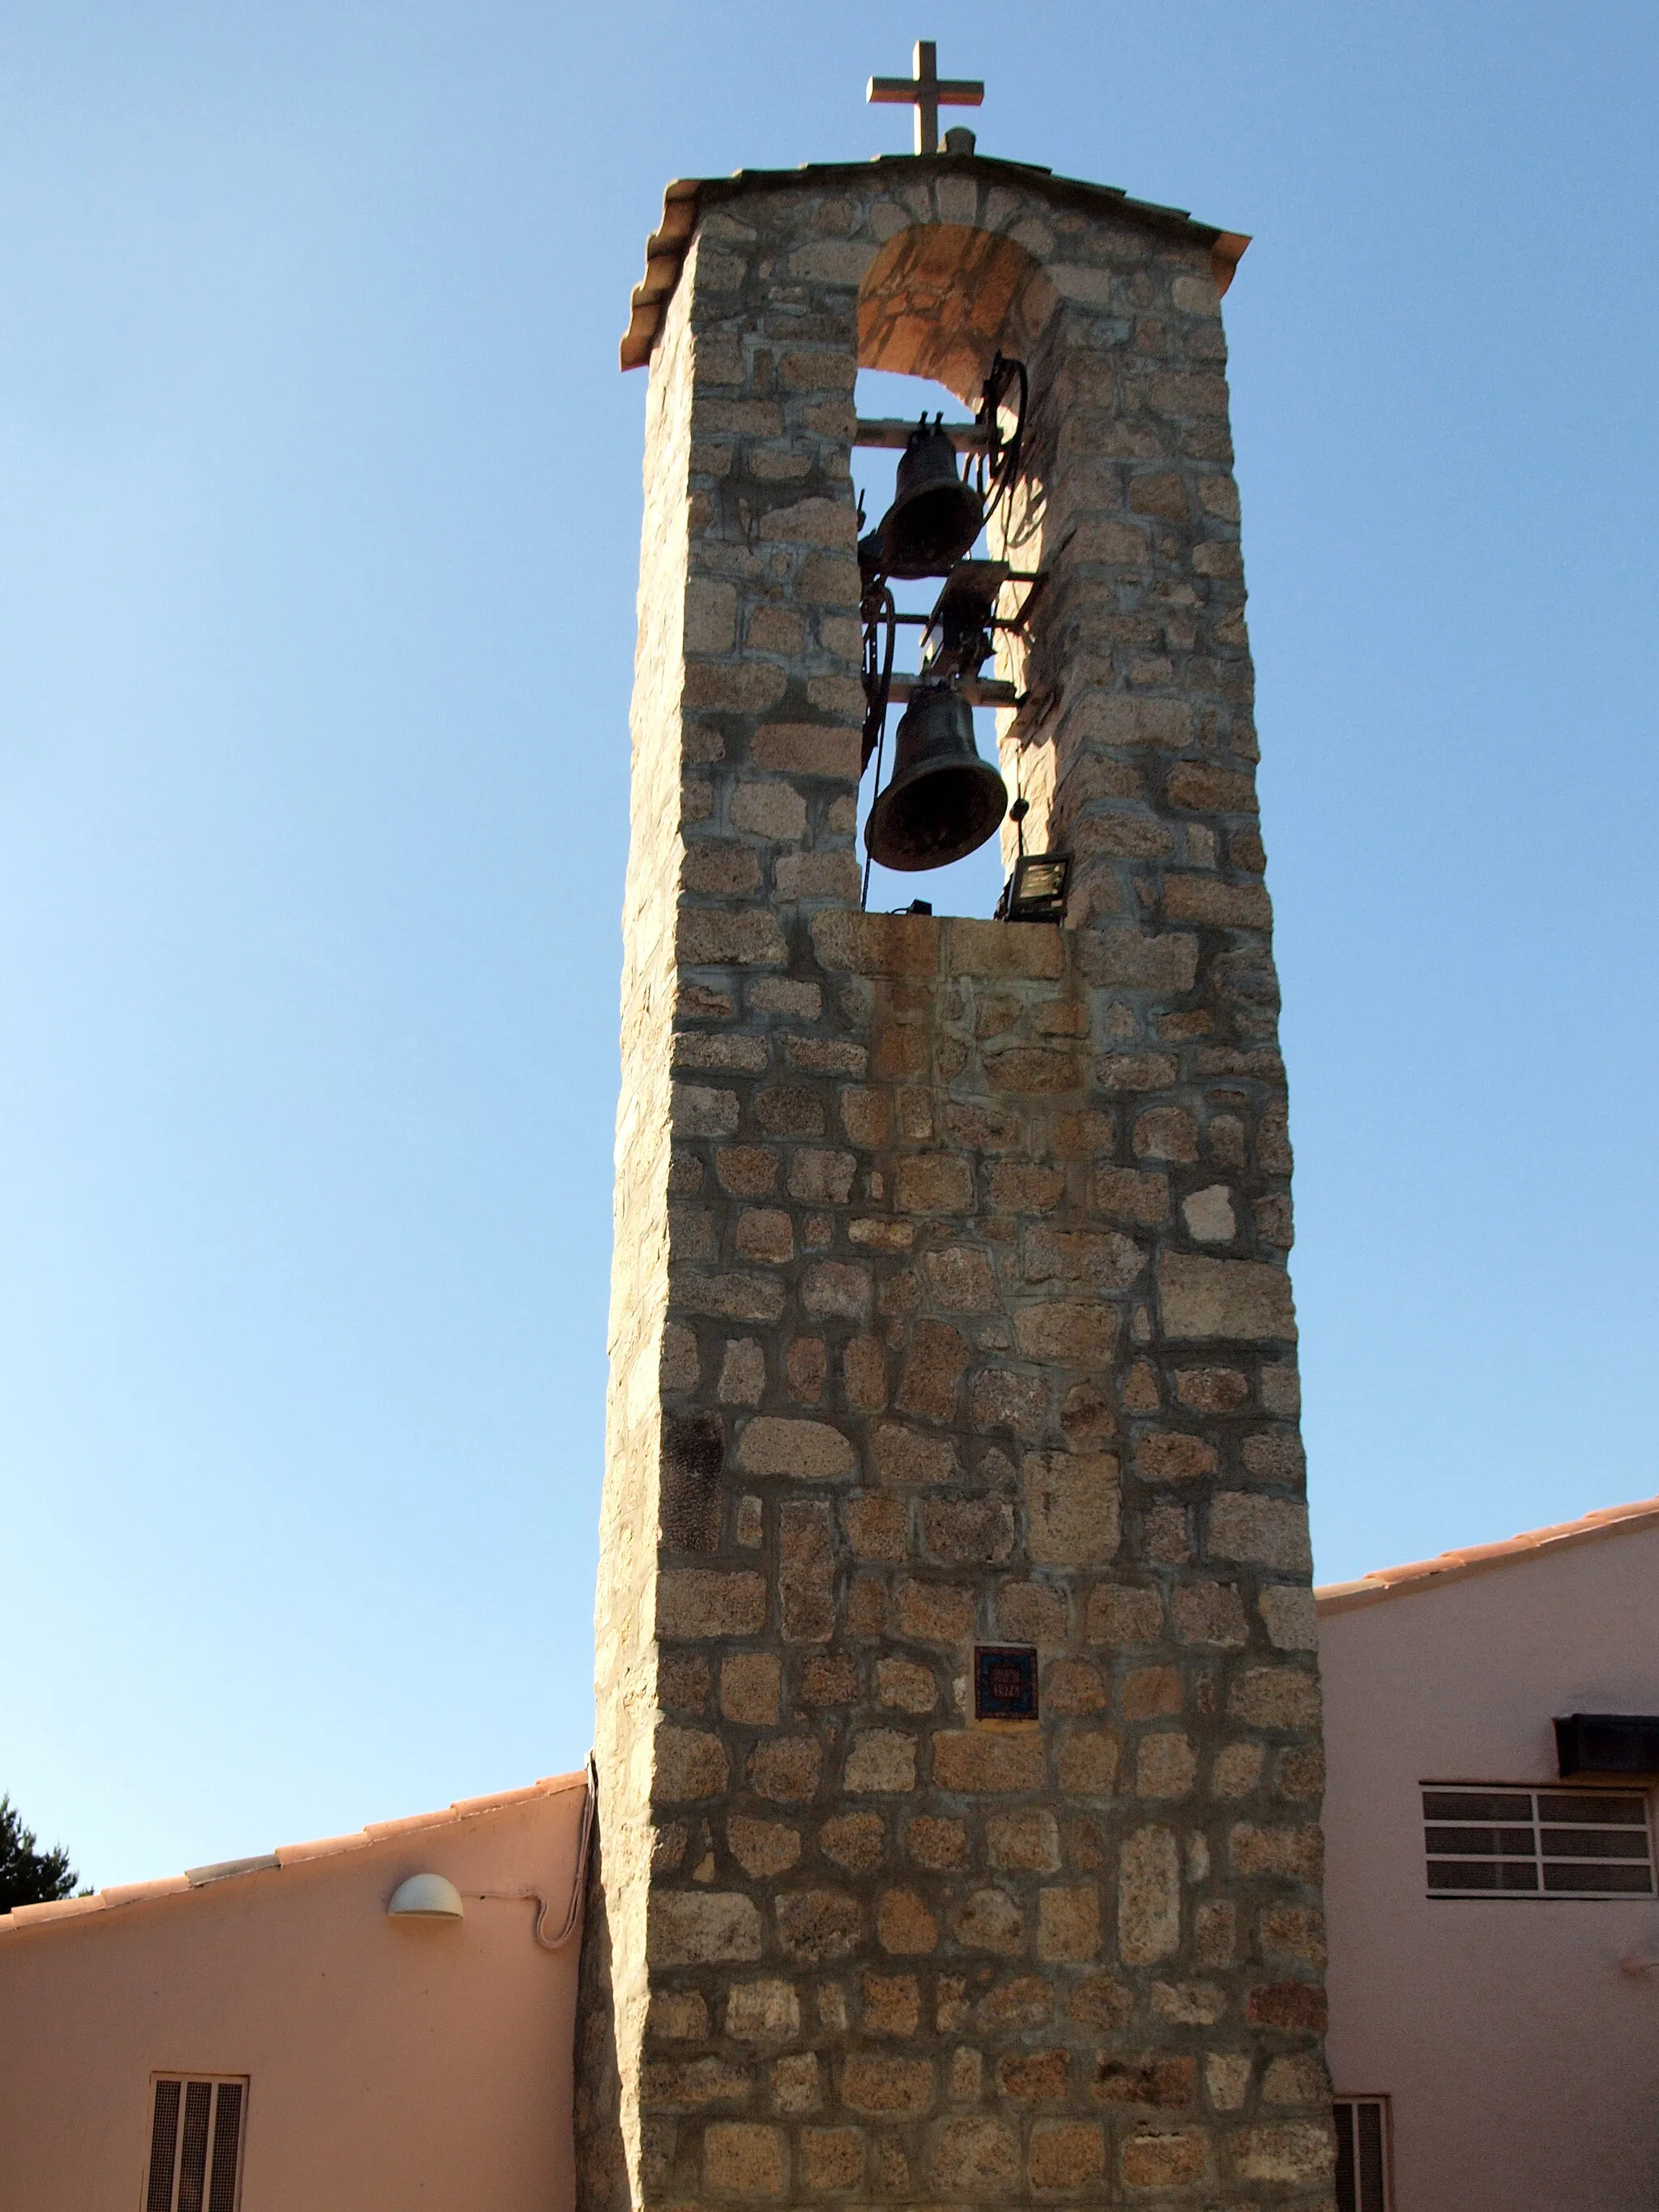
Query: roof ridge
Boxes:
[
  {"xmin": 0, "ymin": 1769, "xmax": 591, "ymax": 1938},
  {"xmin": 1316, "ymin": 1494, "xmax": 1659, "ymax": 1614},
  {"xmin": 619, "ymin": 156, "xmax": 1249, "ymax": 370}
]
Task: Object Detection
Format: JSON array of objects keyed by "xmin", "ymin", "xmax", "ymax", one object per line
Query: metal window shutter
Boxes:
[
  {"xmin": 207, "ymin": 2081, "xmax": 244, "ymax": 2212},
  {"xmin": 145, "ymin": 2081, "xmax": 182, "ymax": 2212}
]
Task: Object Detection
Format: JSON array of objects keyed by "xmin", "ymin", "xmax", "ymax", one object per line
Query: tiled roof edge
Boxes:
[
  {"xmin": 1315, "ymin": 1497, "xmax": 1659, "ymax": 1617},
  {"xmin": 0, "ymin": 1770, "xmax": 590, "ymax": 1940},
  {"xmin": 619, "ymin": 154, "xmax": 1250, "ymax": 370}
]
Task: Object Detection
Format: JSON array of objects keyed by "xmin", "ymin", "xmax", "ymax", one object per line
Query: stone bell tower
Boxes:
[{"xmin": 578, "ymin": 62, "xmax": 1332, "ymax": 2212}]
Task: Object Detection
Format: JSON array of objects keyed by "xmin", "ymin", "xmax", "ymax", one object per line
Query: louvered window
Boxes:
[
  {"xmin": 144, "ymin": 2076, "xmax": 245, "ymax": 2212},
  {"xmin": 1422, "ymin": 1785, "xmax": 1655, "ymax": 1896},
  {"xmin": 1333, "ymin": 2099, "xmax": 1389, "ymax": 2212}
]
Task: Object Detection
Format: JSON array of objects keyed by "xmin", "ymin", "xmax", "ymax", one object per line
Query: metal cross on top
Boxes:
[{"xmin": 868, "ymin": 40, "xmax": 983, "ymax": 157}]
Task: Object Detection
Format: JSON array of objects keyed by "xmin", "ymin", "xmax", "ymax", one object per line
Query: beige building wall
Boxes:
[
  {"xmin": 0, "ymin": 1773, "xmax": 590, "ymax": 2212},
  {"xmin": 1319, "ymin": 1515, "xmax": 1659, "ymax": 2211}
]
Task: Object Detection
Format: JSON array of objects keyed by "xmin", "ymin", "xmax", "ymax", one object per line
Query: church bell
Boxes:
[
  {"xmin": 876, "ymin": 420, "xmax": 984, "ymax": 579},
  {"xmin": 864, "ymin": 683, "xmax": 1008, "ymax": 872}
]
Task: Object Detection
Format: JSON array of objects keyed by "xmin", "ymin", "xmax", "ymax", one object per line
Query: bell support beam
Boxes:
[
  {"xmin": 855, "ymin": 416, "xmax": 990, "ymax": 451},
  {"xmin": 887, "ymin": 671, "xmax": 1018, "ymax": 707}
]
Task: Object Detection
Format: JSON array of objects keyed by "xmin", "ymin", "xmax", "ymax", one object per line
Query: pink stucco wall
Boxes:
[
  {"xmin": 0, "ymin": 1772, "xmax": 588, "ymax": 2212},
  {"xmin": 1319, "ymin": 1521, "xmax": 1659, "ymax": 2212}
]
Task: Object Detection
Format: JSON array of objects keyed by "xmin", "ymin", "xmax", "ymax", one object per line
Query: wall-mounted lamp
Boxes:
[
  {"xmin": 1004, "ymin": 851, "xmax": 1072, "ymax": 925},
  {"xmin": 383, "ymin": 1761, "xmax": 597, "ymax": 1944},
  {"xmin": 386, "ymin": 1873, "xmax": 465, "ymax": 1923}
]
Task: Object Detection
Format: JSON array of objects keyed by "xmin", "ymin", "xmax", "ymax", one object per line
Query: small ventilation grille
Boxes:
[
  {"xmin": 1422, "ymin": 1785, "xmax": 1655, "ymax": 1896},
  {"xmin": 144, "ymin": 2077, "xmax": 245, "ymax": 2212},
  {"xmin": 1333, "ymin": 2098, "xmax": 1389, "ymax": 2212}
]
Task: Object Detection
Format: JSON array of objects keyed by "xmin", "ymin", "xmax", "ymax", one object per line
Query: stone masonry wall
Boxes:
[
  {"xmin": 578, "ymin": 246, "xmax": 700, "ymax": 2210},
  {"xmin": 579, "ymin": 160, "xmax": 1333, "ymax": 2212}
]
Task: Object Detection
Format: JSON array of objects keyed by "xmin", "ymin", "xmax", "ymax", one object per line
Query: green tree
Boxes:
[{"xmin": 0, "ymin": 1794, "xmax": 79, "ymax": 1912}]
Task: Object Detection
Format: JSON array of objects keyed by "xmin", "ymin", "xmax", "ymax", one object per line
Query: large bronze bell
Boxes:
[
  {"xmin": 865, "ymin": 684, "xmax": 1008, "ymax": 872},
  {"xmin": 876, "ymin": 421, "xmax": 985, "ymax": 579}
]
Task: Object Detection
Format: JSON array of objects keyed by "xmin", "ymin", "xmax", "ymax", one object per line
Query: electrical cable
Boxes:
[{"xmin": 474, "ymin": 1754, "xmax": 597, "ymax": 1953}]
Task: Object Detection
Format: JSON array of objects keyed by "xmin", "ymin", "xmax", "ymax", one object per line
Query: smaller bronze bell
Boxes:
[
  {"xmin": 865, "ymin": 684, "xmax": 1008, "ymax": 873},
  {"xmin": 876, "ymin": 421, "xmax": 984, "ymax": 580}
]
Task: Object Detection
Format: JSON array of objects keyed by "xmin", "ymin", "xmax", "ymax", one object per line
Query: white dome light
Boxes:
[{"xmin": 386, "ymin": 1873, "xmax": 464, "ymax": 1922}]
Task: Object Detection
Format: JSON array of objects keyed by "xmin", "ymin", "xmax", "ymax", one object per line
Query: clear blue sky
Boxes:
[{"xmin": 2, "ymin": 1, "xmax": 1655, "ymax": 1890}]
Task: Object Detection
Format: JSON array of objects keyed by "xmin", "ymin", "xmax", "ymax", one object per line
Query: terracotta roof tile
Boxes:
[
  {"xmin": 451, "ymin": 1783, "xmax": 549, "ymax": 1816},
  {"xmin": 1316, "ymin": 1495, "xmax": 1659, "ymax": 1616},
  {"xmin": 186, "ymin": 1853, "xmax": 281, "ymax": 1887},
  {"xmin": 274, "ymin": 1831, "xmax": 378, "ymax": 1868},
  {"xmin": 0, "ymin": 1769, "xmax": 590, "ymax": 1941},
  {"xmin": 4, "ymin": 1891, "xmax": 109, "ymax": 1929},
  {"xmin": 360, "ymin": 1809, "xmax": 461, "ymax": 1843},
  {"xmin": 100, "ymin": 1876, "xmax": 192, "ymax": 1907}
]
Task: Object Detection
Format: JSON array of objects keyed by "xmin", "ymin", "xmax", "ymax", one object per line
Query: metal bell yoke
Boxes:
[{"xmin": 864, "ymin": 681, "xmax": 1008, "ymax": 873}]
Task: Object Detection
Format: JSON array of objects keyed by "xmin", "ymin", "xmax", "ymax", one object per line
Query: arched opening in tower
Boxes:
[{"xmin": 853, "ymin": 226, "xmax": 1058, "ymax": 922}]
